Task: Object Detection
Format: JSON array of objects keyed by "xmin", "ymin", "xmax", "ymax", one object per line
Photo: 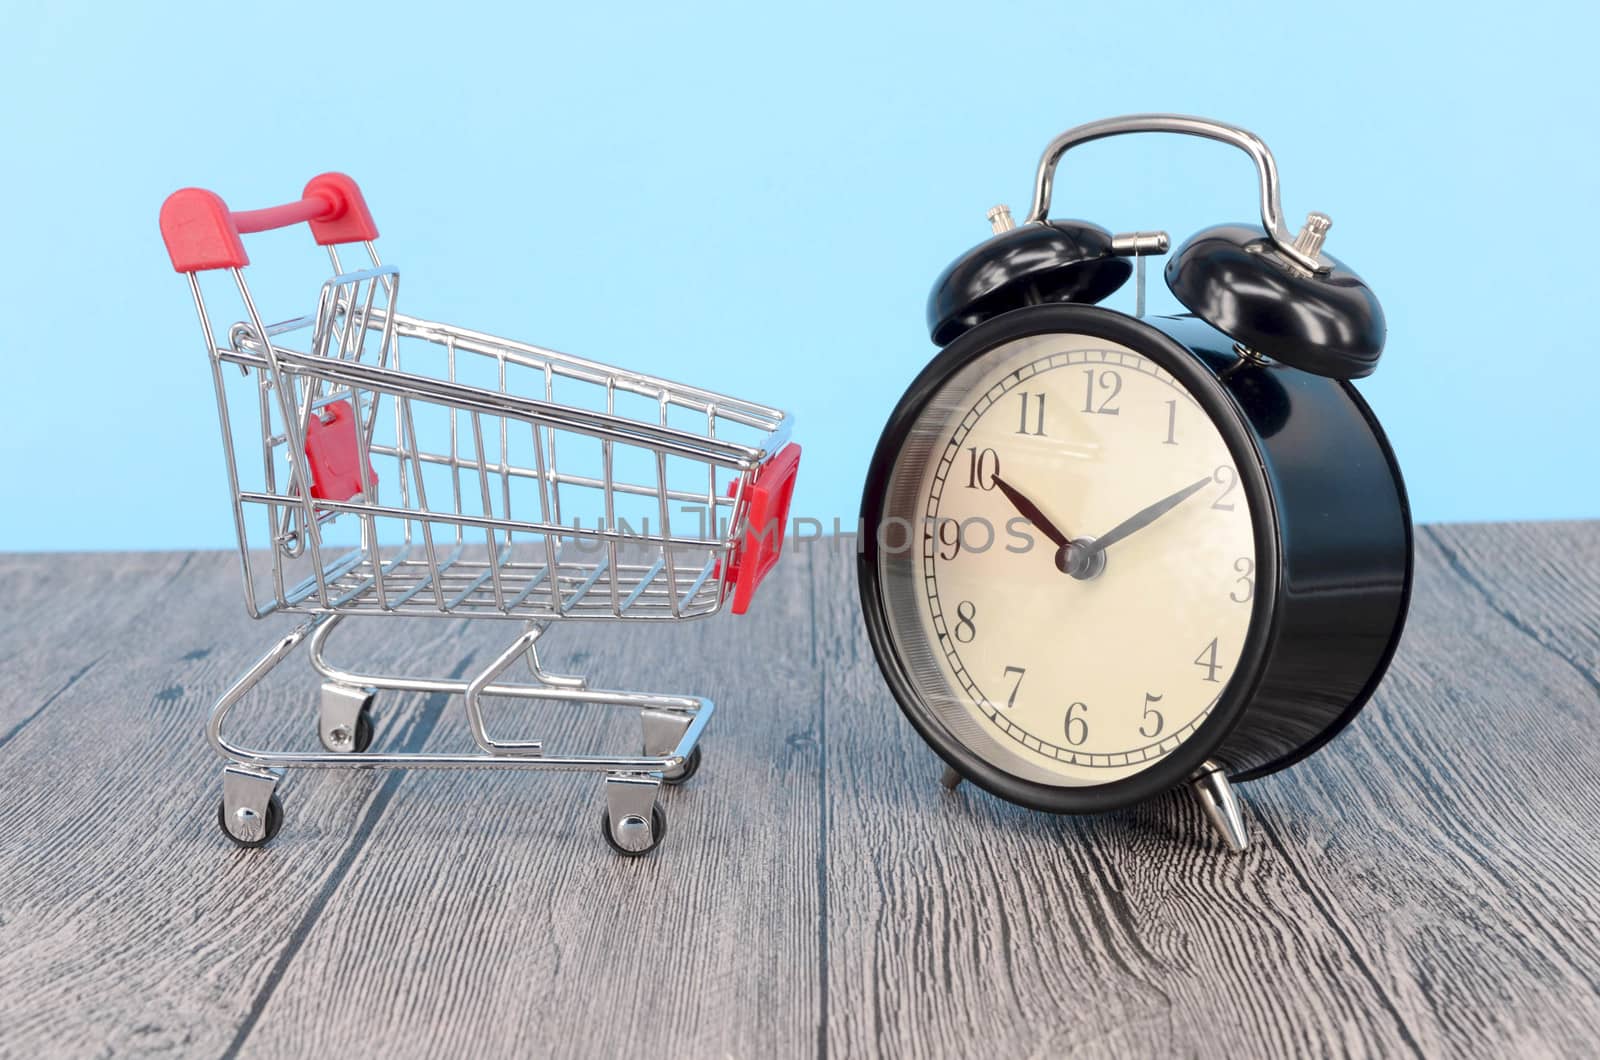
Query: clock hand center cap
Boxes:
[{"xmin": 1055, "ymin": 537, "xmax": 1106, "ymax": 581}]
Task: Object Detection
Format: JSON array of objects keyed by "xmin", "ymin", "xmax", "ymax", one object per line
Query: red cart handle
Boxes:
[
  {"xmin": 159, "ymin": 172, "xmax": 378, "ymax": 273},
  {"xmin": 721, "ymin": 443, "xmax": 801, "ymax": 616}
]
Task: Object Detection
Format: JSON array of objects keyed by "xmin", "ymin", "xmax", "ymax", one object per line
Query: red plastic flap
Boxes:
[
  {"xmin": 303, "ymin": 173, "xmax": 379, "ymax": 247},
  {"xmin": 159, "ymin": 188, "xmax": 250, "ymax": 272},
  {"xmin": 303, "ymin": 401, "xmax": 378, "ymax": 502},
  {"xmin": 159, "ymin": 172, "xmax": 377, "ymax": 273},
  {"xmin": 722, "ymin": 443, "xmax": 801, "ymax": 616}
]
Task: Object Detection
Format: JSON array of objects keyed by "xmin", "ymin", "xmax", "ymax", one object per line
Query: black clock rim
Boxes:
[
  {"xmin": 1228, "ymin": 380, "xmax": 1414, "ymax": 783},
  {"xmin": 857, "ymin": 303, "xmax": 1284, "ymax": 815}
]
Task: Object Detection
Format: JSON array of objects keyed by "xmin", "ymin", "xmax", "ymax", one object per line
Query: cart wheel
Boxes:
[
  {"xmin": 661, "ymin": 745, "xmax": 703, "ymax": 786},
  {"xmin": 319, "ymin": 697, "xmax": 376, "ymax": 753},
  {"xmin": 600, "ymin": 803, "xmax": 667, "ymax": 856},
  {"xmin": 350, "ymin": 708, "xmax": 375, "ymax": 753},
  {"xmin": 217, "ymin": 794, "xmax": 284, "ymax": 848}
]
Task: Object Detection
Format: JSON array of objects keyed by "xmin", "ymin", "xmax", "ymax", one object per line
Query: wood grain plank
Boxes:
[
  {"xmin": 813, "ymin": 535, "xmax": 1425, "ymax": 1058},
  {"xmin": 1219, "ymin": 525, "xmax": 1600, "ymax": 1056},
  {"xmin": 1424, "ymin": 521, "xmax": 1600, "ymax": 696},
  {"xmin": 0, "ymin": 552, "xmax": 493, "ymax": 1057},
  {"xmin": 1, "ymin": 522, "xmax": 1597, "ymax": 1059},
  {"xmin": 817, "ymin": 527, "xmax": 1600, "ymax": 1058},
  {"xmin": 0, "ymin": 552, "xmax": 194, "ymax": 734},
  {"xmin": 228, "ymin": 546, "xmax": 823, "ymax": 1059}
]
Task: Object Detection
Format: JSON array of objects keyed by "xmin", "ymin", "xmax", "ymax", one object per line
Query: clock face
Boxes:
[{"xmin": 875, "ymin": 328, "xmax": 1259, "ymax": 788}]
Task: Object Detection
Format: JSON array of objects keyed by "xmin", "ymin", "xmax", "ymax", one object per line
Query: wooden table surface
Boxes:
[{"xmin": 1, "ymin": 522, "xmax": 1597, "ymax": 1058}]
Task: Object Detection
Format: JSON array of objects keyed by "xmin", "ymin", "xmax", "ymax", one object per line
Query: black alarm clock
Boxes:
[{"xmin": 858, "ymin": 114, "xmax": 1411, "ymax": 852}]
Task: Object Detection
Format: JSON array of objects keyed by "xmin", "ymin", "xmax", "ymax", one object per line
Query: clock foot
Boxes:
[
  {"xmin": 939, "ymin": 765, "xmax": 964, "ymax": 790},
  {"xmin": 1190, "ymin": 761, "xmax": 1248, "ymax": 853}
]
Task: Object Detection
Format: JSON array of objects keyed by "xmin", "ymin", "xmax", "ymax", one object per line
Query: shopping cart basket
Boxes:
[{"xmin": 160, "ymin": 173, "xmax": 800, "ymax": 855}]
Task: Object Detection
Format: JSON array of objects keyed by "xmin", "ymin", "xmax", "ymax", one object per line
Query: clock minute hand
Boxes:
[
  {"xmin": 1086, "ymin": 476, "xmax": 1213, "ymax": 555},
  {"xmin": 990, "ymin": 475, "xmax": 1070, "ymax": 549}
]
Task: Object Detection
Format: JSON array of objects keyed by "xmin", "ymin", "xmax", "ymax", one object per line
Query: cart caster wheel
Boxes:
[
  {"xmin": 349, "ymin": 709, "xmax": 375, "ymax": 753},
  {"xmin": 320, "ymin": 706, "xmax": 374, "ymax": 753},
  {"xmin": 319, "ymin": 685, "xmax": 376, "ymax": 753},
  {"xmin": 601, "ymin": 803, "xmax": 666, "ymax": 856},
  {"xmin": 217, "ymin": 794, "xmax": 284, "ymax": 848},
  {"xmin": 661, "ymin": 745, "xmax": 702, "ymax": 786}
]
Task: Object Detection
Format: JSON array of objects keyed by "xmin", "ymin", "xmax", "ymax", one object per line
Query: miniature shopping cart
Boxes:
[{"xmin": 160, "ymin": 173, "xmax": 799, "ymax": 856}]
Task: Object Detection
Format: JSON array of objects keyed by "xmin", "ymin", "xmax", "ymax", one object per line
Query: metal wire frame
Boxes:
[
  {"xmin": 207, "ymin": 612, "xmax": 713, "ymax": 775},
  {"xmin": 185, "ymin": 240, "xmax": 793, "ymax": 625}
]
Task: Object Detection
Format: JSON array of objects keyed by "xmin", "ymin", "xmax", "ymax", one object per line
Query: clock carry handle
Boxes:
[{"xmin": 1024, "ymin": 113, "xmax": 1328, "ymax": 274}]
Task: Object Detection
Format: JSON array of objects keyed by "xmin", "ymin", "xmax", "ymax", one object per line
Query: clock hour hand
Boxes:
[
  {"xmin": 990, "ymin": 474, "xmax": 1070, "ymax": 549},
  {"xmin": 1085, "ymin": 475, "xmax": 1212, "ymax": 556}
]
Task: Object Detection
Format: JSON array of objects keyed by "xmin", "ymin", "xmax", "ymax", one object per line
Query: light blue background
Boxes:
[{"xmin": 1, "ymin": 0, "xmax": 1594, "ymax": 550}]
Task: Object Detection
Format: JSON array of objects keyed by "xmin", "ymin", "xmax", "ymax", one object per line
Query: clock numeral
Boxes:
[
  {"xmin": 1064, "ymin": 701, "xmax": 1089, "ymax": 746},
  {"xmin": 965, "ymin": 447, "xmax": 1001, "ymax": 490},
  {"xmin": 1140, "ymin": 692, "xmax": 1165, "ymax": 738},
  {"xmin": 1001, "ymin": 665, "xmax": 1026, "ymax": 709},
  {"xmin": 1162, "ymin": 399, "xmax": 1179, "ymax": 446},
  {"xmin": 935, "ymin": 518, "xmax": 961, "ymax": 561},
  {"xmin": 1194, "ymin": 637, "xmax": 1223, "ymax": 683},
  {"xmin": 1230, "ymin": 557, "xmax": 1255, "ymax": 603},
  {"xmin": 1211, "ymin": 465, "xmax": 1239, "ymax": 511},
  {"xmin": 953, "ymin": 600, "xmax": 977, "ymax": 643},
  {"xmin": 1016, "ymin": 391, "xmax": 1047, "ymax": 436},
  {"xmin": 1081, "ymin": 369, "xmax": 1122, "ymax": 415}
]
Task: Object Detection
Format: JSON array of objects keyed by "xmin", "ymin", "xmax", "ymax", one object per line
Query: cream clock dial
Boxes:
[{"xmin": 903, "ymin": 332, "xmax": 1256, "ymax": 785}]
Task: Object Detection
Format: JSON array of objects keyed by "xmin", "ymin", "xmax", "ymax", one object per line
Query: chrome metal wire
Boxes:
[
  {"xmin": 190, "ymin": 241, "xmax": 791, "ymax": 623},
  {"xmin": 184, "ymin": 209, "xmax": 793, "ymax": 853}
]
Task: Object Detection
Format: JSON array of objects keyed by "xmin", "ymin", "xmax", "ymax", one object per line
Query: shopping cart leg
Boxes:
[
  {"xmin": 641, "ymin": 709, "xmax": 702, "ymax": 785},
  {"xmin": 293, "ymin": 614, "xmax": 711, "ymax": 854},
  {"xmin": 208, "ymin": 617, "xmax": 329, "ymax": 847},
  {"xmin": 310, "ymin": 615, "xmax": 714, "ymax": 776},
  {"xmin": 309, "ymin": 614, "xmax": 386, "ymax": 756},
  {"xmin": 523, "ymin": 628, "xmax": 708, "ymax": 785},
  {"xmin": 204, "ymin": 613, "xmax": 697, "ymax": 854},
  {"xmin": 463, "ymin": 629, "xmax": 546, "ymax": 755},
  {"xmin": 524, "ymin": 622, "xmax": 586, "ymax": 690}
]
